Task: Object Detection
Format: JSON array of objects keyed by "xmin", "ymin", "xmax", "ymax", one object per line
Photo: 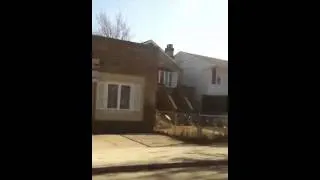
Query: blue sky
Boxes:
[{"xmin": 92, "ymin": 0, "xmax": 228, "ymax": 60}]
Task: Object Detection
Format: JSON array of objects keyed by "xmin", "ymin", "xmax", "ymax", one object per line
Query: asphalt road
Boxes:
[{"xmin": 93, "ymin": 166, "xmax": 228, "ymax": 180}]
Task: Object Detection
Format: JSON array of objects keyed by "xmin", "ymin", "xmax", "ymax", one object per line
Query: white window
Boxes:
[
  {"xmin": 158, "ymin": 70, "xmax": 178, "ymax": 88},
  {"xmin": 96, "ymin": 82, "xmax": 142, "ymax": 111},
  {"xmin": 212, "ymin": 67, "xmax": 217, "ymax": 84},
  {"xmin": 217, "ymin": 76, "xmax": 221, "ymax": 85},
  {"xmin": 211, "ymin": 67, "xmax": 221, "ymax": 85}
]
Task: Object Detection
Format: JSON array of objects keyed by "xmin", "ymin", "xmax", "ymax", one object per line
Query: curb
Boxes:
[{"xmin": 92, "ymin": 159, "xmax": 228, "ymax": 175}]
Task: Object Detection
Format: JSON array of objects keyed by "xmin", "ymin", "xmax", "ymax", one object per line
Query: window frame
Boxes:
[
  {"xmin": 211, "ymin": 67, "xmax": 217, "ymax": 84},
  {"xmin": 217, "ymin": 76, "xmax": 221, "ymax": 85},
  {"xmin": 97, "ymin": 82, "xmax": 136, "ymax": 111},
  {"xmin": 158, "ymin": 70, "xmax": 176, "ymax": 88},
  {"xmin": 119, "ymin": 85, "xmax": 131, "ymax": 110},
  {"xmin": 106, "ymin": 83, "xmax": 120, "ymax": 109}
]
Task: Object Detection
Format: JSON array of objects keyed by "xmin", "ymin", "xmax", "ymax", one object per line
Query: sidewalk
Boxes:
[
  {"xmin": 93, "ymin": 166, "xmax": 228, "ymax": 180},
  {"xmin": 92, "ymin": 135, "xmax": 228, "ymax": 174}
]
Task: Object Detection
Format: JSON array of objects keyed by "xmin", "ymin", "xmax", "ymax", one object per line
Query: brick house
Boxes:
[
  {"xmin": 143, "ymin": 40, "xmax": 197, "ymax": 114},
  {"xmin": 92, "ymin": 35, "xmax": 159, "ymax": 134}
]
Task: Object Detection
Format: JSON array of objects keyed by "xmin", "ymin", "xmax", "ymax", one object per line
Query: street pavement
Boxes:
[
  {"xmin": 92, "ymin": 134, "xmax": 228, "ymax": 173},
  {"xmin": 93, "ymin": 166, "xmax": 228, "ymax": 180}
]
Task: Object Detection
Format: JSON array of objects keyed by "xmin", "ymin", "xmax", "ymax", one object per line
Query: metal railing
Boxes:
[
  {"xmin": 198, "ymin": 114, "xmax": 228, "ymax": 127},
  {"xmin": 156, "ymin": 111, "xmax": 228, "ymax": 125},
  {"xmin": 155, "ymin": 110, "xmax": 228, "ymax": 139}
]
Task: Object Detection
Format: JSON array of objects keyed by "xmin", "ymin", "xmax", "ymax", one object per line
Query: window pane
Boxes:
[
  {"xmin": 212, "ymin": 68, "xmax": 217, "ymax": 84},
  {"xmin": 165, "ymin": 71, "xmax": 168, "ymax": 85},
  {"xmin": 120, "ymin": 85, "xmax": 131, "ymax": 109},
  {"xmin": 107, "ymin": 84, "xmax": 118, "ymax": 108},
  {"xmin": 160, "ymin": 71, "xmax": 164, "ymax": 84},
  {"xmin": 168, "ymin": 72, "xmax": 172, "ymax": 87},
  {"xmin": 158, "ymin": 71, "xmax": 161, "ymax": 83}
]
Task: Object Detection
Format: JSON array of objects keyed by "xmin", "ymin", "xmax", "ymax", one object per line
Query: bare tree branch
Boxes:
[{"xmin": 96, "ymin": 12, "xmax": 131, "ymax": 41}]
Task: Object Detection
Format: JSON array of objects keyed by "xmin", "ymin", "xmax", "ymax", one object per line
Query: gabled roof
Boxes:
[
  {"xmin": 92, "ymin": 35, "xmax": 158, "ymax": 74},
  {"xmin": 143, "ymin": 40, "xmax": 180, "ymax": 71},
  {"xmin": 93, "ymin": 35, "xmax": 152, "ymax": 49},
  {"xmin": 143, "ymin": 40, "xmax": 158, "ymax": 47},
  {"xmin": 175, "ymin": 51, "xmax": 228, "ymax": 68}
]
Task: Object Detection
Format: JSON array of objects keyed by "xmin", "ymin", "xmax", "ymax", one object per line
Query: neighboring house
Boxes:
[
  {"xmin": 92, "ymin": 35, "xmax": 159, "ymax": 134},
  {"xmin": 174, "ymin": 52, "xmax": 228, "ymax": 114},
  {"xmin": 143, "ymin": 40, "xmax": 180, "ymax": 88},
  {"xmin": 143, "ymin": 41, "xmax": 196, "ymax": 113}
]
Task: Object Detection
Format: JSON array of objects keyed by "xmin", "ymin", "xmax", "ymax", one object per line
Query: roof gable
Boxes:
[
  {"xmin": 143, "ymin": 40, "xmax": 180, "ymax": 71},
  {"xmin": 175, "ymin": 51, "xmax": 228, "ymax": 67},
  {"xmin": 92, "ymin": 36, "xmax": 158, "ymax": 74}
]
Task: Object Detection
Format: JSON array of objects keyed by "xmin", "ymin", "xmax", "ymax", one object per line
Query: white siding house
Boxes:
[{"xmin": 174, "ymin": 51, "xmax": 228, "ymax": 102}]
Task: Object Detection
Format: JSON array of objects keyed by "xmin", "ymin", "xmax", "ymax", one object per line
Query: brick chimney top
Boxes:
[{"xmin": 165, "ymin": 44, "xmax": 174, "ymax": 58}]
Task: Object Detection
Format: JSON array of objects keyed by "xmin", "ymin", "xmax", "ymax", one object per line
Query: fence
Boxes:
[{"xmin": 155, "ymin": 110, "xmax": 228, "ymax": 140}]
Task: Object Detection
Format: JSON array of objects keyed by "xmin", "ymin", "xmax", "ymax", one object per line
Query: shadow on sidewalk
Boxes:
[
  {"xmin": 92, "ymin": 159, "xmax": 228, "ymax": 175},
  {"xmin": 140, "ymin": 166, "xmax": 228, "ymax": 180},
  {"xmin": 94, "ymin": 166, "xmax": 228, "ymax": 180}
]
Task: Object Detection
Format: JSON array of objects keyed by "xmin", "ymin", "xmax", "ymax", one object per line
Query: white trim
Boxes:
[
  {"xmin": 166, "ymin": 72, "xmax": 170, "ymax": 86},
  {"xmin": 96, "ymin": 82, "xmax": 106, "ymax": 110},
  {"xmin": 104, "ymin": 83, "xmax": 108, "ymax": 111},
  {"xmin": 165, "ymin": 71, "xmax": 168, "ymax": 86},
  {"xmin": 107, "ymin": 82, "xmax": 133, "ymax": 111},
  {"xmin": 96, "ymin": 81, "xmax": 142, "ymax": 112},
  {"xmin": 133, "ymin": 84, "xmax": 142, "ymax": 111},
  {"xmin": 171, "ymin": 72, "xmax": 178, "ymax": 88},
  {"xmin": 130, "ymin": 84, "xmax": 135, "ymax": 111},
  {"xmin": 117, "ymin": 84, "xmax": 121, "ymax": 109},
  {"xmin": 158, "ymin": 70, "xmax": 161, "ymax": 83},
  {"xmin": 211, "ymin": 67, "xmax": 217, "ymax": 85},
  {"xmin": 158, "ymin": 70, "xmax": 177, "ymax": 88}
]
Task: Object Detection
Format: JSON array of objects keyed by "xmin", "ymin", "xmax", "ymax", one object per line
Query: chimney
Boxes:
[{"xmin": 165, "ymin": 44, "xmax": 174, "ymax": 58}]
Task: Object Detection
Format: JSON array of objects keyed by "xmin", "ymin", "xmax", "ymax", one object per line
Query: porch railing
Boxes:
[{"xmin": 155, "ymin": 110, "xmax": 228, "ymax": 139}]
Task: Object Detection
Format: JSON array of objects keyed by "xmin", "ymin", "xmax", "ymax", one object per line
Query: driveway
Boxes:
[{"xmin": 93, "ymin": 134, "xmax": 146, "ymax": 148}]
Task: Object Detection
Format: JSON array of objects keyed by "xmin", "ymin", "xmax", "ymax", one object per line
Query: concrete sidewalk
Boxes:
[
  {"xmin": 92, "ymin": 135, "xmax": 228, "ymax": 174},
  {"xmin": 93, "ymin": 166, "xmax": 228, "ymax": 180},
  {"xmin": 93, "ymin": 146, "xmax": 228, "ymax": 168}
]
